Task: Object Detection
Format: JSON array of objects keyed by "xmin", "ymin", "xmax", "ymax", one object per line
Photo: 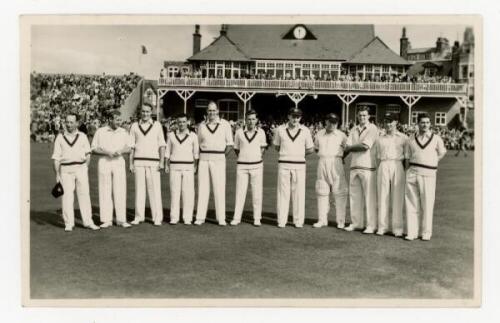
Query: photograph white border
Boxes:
[{"xmin": 20, "ymin": 13, "xmax": 482, "ymax": 308}]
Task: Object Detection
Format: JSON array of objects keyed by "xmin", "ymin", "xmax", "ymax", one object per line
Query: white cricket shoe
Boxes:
[
  {"xmin": 119, "ymin": 222, "xmax": 132, "ymax": 228},
  {"xmin": 344, "ymin": 224, "xmax": 356, "ymax": 232},
  {"xmin": 218, "ymin": 221, "xmax": 227, "ymax": 226},
  {"xmin": 131, "ymin": 219, "xmax": 142, "ymax": 225},
  {"xmin": 421, "ymin": 234, "xmax": 431, "ymax": 241},
  {"xmin": 86, "ymin": 223, "xmax": 100, "ymax": 231},
  {"xmin": 100, "ymin": 222, "xmax": 112, "ymax": 228},
  {"xmin": 230, "ymin": 220, "xmax": 240, "ymax": 226},
  {"xmin": 337, "ymin": 223, "xmax": 345, "ymax": 229},
  {"xmin": 194, "ymin": 220, "xmax": 204, "ymax": 226},
  {"xmin": 313, "ymin": 222, "xmax": 326, "ymax": 228},
  {"xmin": 363, "ymin": 227, "xmax": 375, "ymax": 234},
  {"xmin": 253, "ymin": 220, "xmax": 261, "ymax": 227},
  {"xmin": 64, "ymin": 225, "xmax": 73, "ymax": 232}
]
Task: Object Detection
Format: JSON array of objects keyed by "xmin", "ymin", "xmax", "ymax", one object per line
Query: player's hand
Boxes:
[
  {"xmin": 158, "ymin": 164, "xmax": 165, "ymax": 172},
  {"xmin": 112, "ymin": 151, "xmax": 121, "ymax": 157},
  {"xmin": 129, "ymin": 163, "xmax": 135, "ymax": 173},
  {"xmin": 164, "ymin": 165, "xmax": 169, "ymax": 174},
  {"xmin": 56, "ymin": 174, "xmax": 61, "ymax": 183}
]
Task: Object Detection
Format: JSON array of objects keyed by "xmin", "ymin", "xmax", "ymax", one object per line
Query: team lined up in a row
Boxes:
[{"xmin": 52, "ymin": 101, "xmax": 446, "ymax": 241}]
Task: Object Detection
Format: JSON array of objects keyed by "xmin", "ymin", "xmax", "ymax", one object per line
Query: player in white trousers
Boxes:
[
  {"xmin": 129, "ymin": 103, "xmax": 166, "ymax": 226},
  {"xmin": 52, "ymin": 113, "xmax": 100, "ymax": 231},
  {"xmin": 165, "ymin": 113, "xmax": 199, "ymax": 225},
  {"xmin": 195, "ymin": 101, "xmax": 234, "ymax": 226},
  {"xmin": 273, "ymin": 107, "xmax": 315, "ymax": 228},
  {"xmin": 231, "ymin": 109, "xmax": 267, "ymax": 227},
  {"xmin": 313, "ymin": 113, "xmax": 348, "ymax": 229},
  {"xmin": 344, "ymin": 106, "xmax": 379, "ymax": 234},
  {"xmin": 374, "ymin": 113, "xmax": 408, "ymax": 237},
  {"xmin": 405, "ymin": 113, "xmax": 446, "ymax": 241},
  {"xmin": 91, "ymin": 111, "xmax": 131, "ymax": 228}
]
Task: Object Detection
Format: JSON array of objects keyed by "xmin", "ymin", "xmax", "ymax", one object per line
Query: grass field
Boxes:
[{"xmin": 29, "ymin": 142, "xmax": 475, "ymax": 299}]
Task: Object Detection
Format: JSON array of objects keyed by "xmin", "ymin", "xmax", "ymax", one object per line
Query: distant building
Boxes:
[{"xmin": 401, "ymin": 26, "xmax": 475, "ymax": 124}]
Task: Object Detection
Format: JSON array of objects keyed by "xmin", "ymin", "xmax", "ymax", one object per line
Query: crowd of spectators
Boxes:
[
  {"xmin": 161, "ymin": 67, "xmax": 455, "ymax": 84},
  {"xmin": 30, "ymin": 72, "xmax": 141, "ymax": 142},
  {"xmin": 30, "ymin": 71, "xmax": 470, "ymax": 150}
]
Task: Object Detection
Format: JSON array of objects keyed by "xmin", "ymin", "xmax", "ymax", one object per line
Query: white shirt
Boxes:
[
  {"xmin": 165, "ymin": 130, "xmax": 199, "ymax": 170},
  {"xmin": 51, "ymin": 131, "xmax": 91, "ymax": 165},
  {"xmin": 314, "ymin": 129, "xmax": 346, "ymax": 159},
  {"xmin": 91, "ymin": 125, "xmax": 130, "ymax": 158},
  {"xmin": 273, "ymin": 124, "xmax": 314, "ymax": 169},
  {"xmin": 234, "ymin": 127, "xmax": 267, "ymax": 169},
  {"xmin": 406, "ymin": 131, "xmax": 447, "ymax": 176},
  {"xmin": 347, "ymin": 123, "xmax": 378, "ymax": 170},
  {"xmin": 374, "ymin": 131, "xmax": 408, "ymax": 161},
  {"xmin": 197, "ymin": 117, "xmax": 233, "ymax": 161},
  {"xmin": 129, "ymin": 119, "xmax": 166, "ymax": 167}
]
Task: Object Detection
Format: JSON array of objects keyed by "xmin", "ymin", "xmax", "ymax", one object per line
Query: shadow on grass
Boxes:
[{"xmin": 31, "ymin": 207, "xmax": 331, "ymax": 228}]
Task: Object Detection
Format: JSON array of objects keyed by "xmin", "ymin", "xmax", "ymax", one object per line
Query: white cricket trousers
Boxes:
[
  {"xmin": 316, "ymin": 158, "xmax": 348, "ymax": 225},
  {"xmin": 98, "ymin": 157, "xmax": 127, "ymax": 224},
  {"xmin": 60, "ymin": 164, "xmax": 94, "ymax": 227},
  {"xmin": 196, "ymin": 159, "xmax": 226, "ymax": 223},
  {"xmin": 349, "ymin": 169, "xmax": 377, "ymax": 229},
  {"xmin": 277, "ymin": 165, "xmax": 306, "ymax": 226},
  {"xmin": 405, "ymin": 169, "xmax": 436, "ymax": 239},
  {"xmin": 233, "ymin": 165, "xmax": 263, "ymax": 222},
  {"xmin": 169, "ymin": 168, "xmax": 195, "ymax": 223},
  {"xmin": 134, "ymin": 166, "xmax": 163, "ymax": 224},
  {"xmin": 377, "ymin": 160, "xmax": 405, "ymax": 234}
]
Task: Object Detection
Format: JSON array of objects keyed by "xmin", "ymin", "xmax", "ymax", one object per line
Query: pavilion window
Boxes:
[
  {"xmin": 303, "ymin": 64, "xmax": 311, "ymax": 78},
  {"xmin": 285, "ymin": 63, "xmax": 293, "ymax": 79}
]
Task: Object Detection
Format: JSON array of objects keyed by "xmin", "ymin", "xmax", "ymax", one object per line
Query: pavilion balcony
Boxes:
[{"xmin": 158, "ymin": 77, "xmax": 468, "ymax": 96}]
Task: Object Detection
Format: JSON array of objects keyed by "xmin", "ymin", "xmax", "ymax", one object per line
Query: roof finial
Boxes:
[{"xmin": 220, "ymin": 24, "xmax": 227, "ymax": 36}]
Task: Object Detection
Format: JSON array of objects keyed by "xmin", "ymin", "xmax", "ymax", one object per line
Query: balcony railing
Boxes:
[{"xmin": 158, "ymin": 77, "xmax": 468, "ymax": 95}]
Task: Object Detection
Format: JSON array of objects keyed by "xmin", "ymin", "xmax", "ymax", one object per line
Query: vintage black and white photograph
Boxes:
[{"xmin": 21, "ymin": 15, "xmax": 480, "ymax": 306}]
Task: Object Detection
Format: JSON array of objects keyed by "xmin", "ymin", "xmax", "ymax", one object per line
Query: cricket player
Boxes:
[
  {"xmin": 52, "ymin": 113, "xmax": 100, "ymax": 231},
  {"xmin": 129, "ymin": 103, "xmax": 166, "ymax": 226},
  {"xmin": 273, "ymin": 107, "xmax": 314, "ymax": 228},
  {"xmin": 405, "ymin": 113, "xmax": 446, "ymax": 241},
  {"xmin": 344, "ymin": 106, "xmax": 379, "ymax": 233},
  {"xmin": 313, "ymin": 113, "xmax": 348, "ymax": 229},
  {"xmin": 91, "ymin": 110, "xmax": 131, "ymax": 228},
  {"xmin": 194, "ymin": 101, "xmax": 233, "ymax": 226},
  {"xmin": 165, "ymin": 113, "xmax": 199, "ymax": 225},
  {"xmin": 374, "ymin": 113, "xmax": 407, "ymax": 237},
  {"xmin": 231, "ymin": 109, "xmax": 267, "ymax": 226}
]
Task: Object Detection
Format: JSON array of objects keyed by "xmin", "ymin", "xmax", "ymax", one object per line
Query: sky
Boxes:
[{"xmin": 31, "ymin": 24, "xmax": 469, "ymax": 79}]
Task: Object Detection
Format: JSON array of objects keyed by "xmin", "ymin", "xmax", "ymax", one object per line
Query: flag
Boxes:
[{"xmin": 141, "ymin": 45, "xmax": 148, "ymax": 55}]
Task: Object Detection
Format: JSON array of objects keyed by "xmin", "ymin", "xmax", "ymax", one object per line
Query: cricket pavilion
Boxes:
[{"xmin": 148, "ymin": 24, "xmax": 469, "ymax": 127}]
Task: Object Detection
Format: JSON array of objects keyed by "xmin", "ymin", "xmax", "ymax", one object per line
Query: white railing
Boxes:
[{"xmin": 158, "ymin": 77, "xmax": 468, "ymax": 94}]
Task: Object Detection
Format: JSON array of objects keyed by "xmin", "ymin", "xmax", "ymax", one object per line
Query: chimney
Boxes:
[
  {"xmin": 220, "ymin": 24, "xmax": 227, "ymax": 36},
  {"xmin": 400, "ymin": 27, "xmax": 410, "ymax": 59},
  {"xmin": 451, "ymin": 40, "xmax": 460, "ymax": 81},
  {"xmin": 436, "ymin": 37, "xmax": 445, "ymax": 54},
  {"xmin": 193, "ymin": 24, "xmax": 201, "ymax": 55}
]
